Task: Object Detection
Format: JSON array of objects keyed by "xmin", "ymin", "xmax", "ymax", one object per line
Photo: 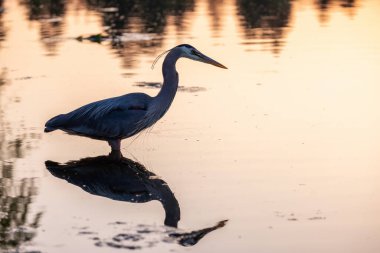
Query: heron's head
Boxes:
[
  {"xmin": 176, "ymin": 44, "xmax": 228, "ymax": 69},
  {"xmin": 151, "ymin": 44, "xmax": 228, "ymax": 70}
]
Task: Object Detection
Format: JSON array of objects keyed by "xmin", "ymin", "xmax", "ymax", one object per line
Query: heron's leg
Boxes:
[
  {"xmin": 108, "ymin": 139, "xmax": 121, "ymax": 151},
  {"xmin": 109, "ymin": 149, "xmax": 123, "ymax": 160}
]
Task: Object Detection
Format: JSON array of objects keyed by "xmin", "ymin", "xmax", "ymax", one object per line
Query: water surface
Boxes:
[{"xmin": 0, "ymin": 0, "xmax": 380, "ymax": 252}]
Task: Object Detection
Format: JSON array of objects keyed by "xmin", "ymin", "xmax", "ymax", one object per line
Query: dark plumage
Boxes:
[{"xmin": 45, "ymin": 44, "xmax": 227, "ymax": 151}]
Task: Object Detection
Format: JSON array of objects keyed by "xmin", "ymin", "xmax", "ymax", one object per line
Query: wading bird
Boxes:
[{"xmin": 44, "ymin": 44, "xmax": 227, "ymax": 151}]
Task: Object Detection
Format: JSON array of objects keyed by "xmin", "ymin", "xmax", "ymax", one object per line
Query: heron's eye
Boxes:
[{"xmin": 191, "ymin": 50, "xmax": 200, "ymax": 57}]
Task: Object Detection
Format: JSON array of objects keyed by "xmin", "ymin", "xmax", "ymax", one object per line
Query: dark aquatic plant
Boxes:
[{"xmin": 76, "ymin": 33, "xmax": 110, "ymax": 43}]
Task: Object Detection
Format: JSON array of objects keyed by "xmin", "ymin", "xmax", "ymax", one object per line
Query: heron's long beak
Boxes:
[{"xmin": 198, "ymin": 52, "xmax": 228, "ymax": 69}]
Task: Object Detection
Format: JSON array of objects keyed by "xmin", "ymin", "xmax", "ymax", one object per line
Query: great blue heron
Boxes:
[{"xmin": 44, "ymin": 44, "xmax": 227, "ymax": 151}]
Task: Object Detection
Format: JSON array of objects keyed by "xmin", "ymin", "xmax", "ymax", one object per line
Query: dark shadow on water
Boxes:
[
  {"xmin": 45, "ymin": 151, "xmax": 227, "ymax": 249},
  {"xmin": 45, "ymin": 151, "xmax": 180, "ymax": 227},
  {"xmin": 169, "ymin": 220, "xmax": 227, "ymax": 246},
  {"xmin": 85, "ymin": 219, "xmax": 228, "ymax": 249}
]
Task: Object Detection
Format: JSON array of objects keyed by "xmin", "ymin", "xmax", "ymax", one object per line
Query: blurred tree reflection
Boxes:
[
  {"xmin": 236, "ymin": 0, "xmax": 292, "ymax": 54},
  {"xmin": 0, "ymin": 70, "xmax": 42, "ymax": 252},
  {"xmin": 207, "ymin": 0, "xmax": 225, "ymax": 38},
  {"xmin": 0, "ymin": 178, "xmax": 42, "ymax": 252},
  {"xmin": 316, "ymin": 0, "xmax": 357, "ymax": 23},
  {"xmin": 18, "ymin": 0, "xmax": 195, "ymax": 67},
  {"xmin": 0, "ymin": 0, "xmax": 5, "ymax": 49},
  {"xmin": 84, "ymin": 0, "xmax": 194, "ymax": 33},
  {"xmin": 82, "ymin": 0, "xmax": 194, "ymax": 69},
  {"xmin": 21, "ymin": 0, "xmax": 65, "ymax": 20},
  {"xmin": 19, "ymin": 0, "xmax": 66, "ymax": 56}
]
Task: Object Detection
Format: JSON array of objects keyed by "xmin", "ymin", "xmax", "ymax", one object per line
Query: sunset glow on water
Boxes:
[{"xmin": 0, "ymin": 0, "xmax": 379, "ymax": 252}]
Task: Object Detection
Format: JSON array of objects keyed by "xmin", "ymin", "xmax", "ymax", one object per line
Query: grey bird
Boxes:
[{"xmin": 44, "ymin": 44, "xmax": 227, "ymax": 151}]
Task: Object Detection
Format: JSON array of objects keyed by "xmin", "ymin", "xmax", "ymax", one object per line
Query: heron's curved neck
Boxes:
[{"xmin": 154, "ymin": 49, "xmax": 181, "ymax": 108}]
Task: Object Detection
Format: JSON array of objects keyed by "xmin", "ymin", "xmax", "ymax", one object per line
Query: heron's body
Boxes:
[
  {"xmin": 45, "ymin": 92, "xmax": 152, "ymax": 139},
  {"xmin": 45, "ymin": 44, "xmax": 226, "ymax": 151}
]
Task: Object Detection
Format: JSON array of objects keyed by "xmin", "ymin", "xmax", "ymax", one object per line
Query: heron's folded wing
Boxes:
[{"xmin": 45, "ymin": 93, "xmax": 151, "ymax": 138}]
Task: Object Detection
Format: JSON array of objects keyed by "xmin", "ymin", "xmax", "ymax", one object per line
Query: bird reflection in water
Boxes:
[{"xmin": 45, "ymin": 151, "xmax": 227, "ymax": 248}]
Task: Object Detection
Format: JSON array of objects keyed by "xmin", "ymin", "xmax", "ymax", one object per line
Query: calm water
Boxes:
[{"xmin": 1, "ymin": 0, "xmax": 380, "ymax": 252}]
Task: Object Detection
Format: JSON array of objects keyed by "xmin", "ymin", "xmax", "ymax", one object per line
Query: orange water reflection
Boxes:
[{"xmin": 0, "ymin": 0, "xmax": 380, "ymax": 252}]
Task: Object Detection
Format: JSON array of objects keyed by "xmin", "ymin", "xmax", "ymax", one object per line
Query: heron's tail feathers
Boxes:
[
  {"xmin": 44, "ymin": 126, "xmax": 56, "ymax": 133},
  {"xmin": 44, "ymin": 114, "xmax": 67, "ymax": 132}
]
